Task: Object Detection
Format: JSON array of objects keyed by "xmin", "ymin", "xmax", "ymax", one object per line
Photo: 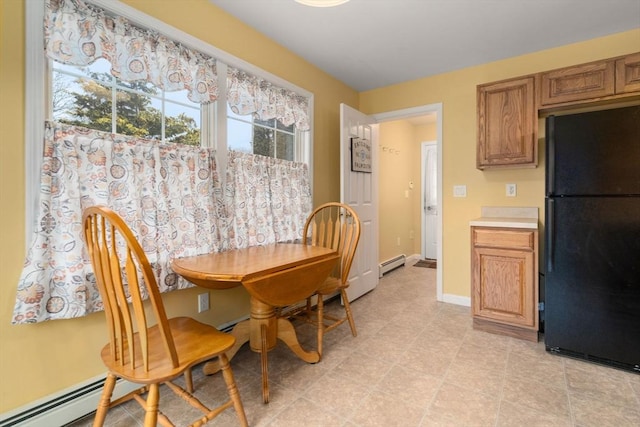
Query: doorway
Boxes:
[
  {"xmin": 373, "ymin": 104, "xmax": 443, "ymax": 301},
  {"xmin": 421, "ymin": 141, "xmax": 437, "ymax": 261}
]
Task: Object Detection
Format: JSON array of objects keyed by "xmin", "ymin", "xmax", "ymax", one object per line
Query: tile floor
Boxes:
[{"xmin": 67, "ymin": 261, "xmax": 640, "ymax": 427}]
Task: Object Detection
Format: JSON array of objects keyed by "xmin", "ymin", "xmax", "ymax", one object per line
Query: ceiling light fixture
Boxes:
[{"xmin": 294, "ymin": 0, "xmax": 350, "ymax": 7}]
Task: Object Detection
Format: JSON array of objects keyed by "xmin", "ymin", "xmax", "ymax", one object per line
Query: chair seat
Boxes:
[{"xmin": 101, "ymin": 317, "xmax": 235, "ymax": 384}]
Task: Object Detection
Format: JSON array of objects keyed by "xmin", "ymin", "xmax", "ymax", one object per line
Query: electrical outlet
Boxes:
[
  {"xmin": 506, "ymin": 183, "xmax": 517, "ymax": 197},
  {"xmin": 396, "ymin": 237, "xmax": 401, "ymax": 246},
  {"xmin": 198, "ymin": 293, "xmax": 209, "ymax": 313}
]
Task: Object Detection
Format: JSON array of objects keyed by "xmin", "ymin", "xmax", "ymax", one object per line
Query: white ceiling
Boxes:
[{"xmin": 209, "ymin": 0, "xmax": 640, "ymax": 92}]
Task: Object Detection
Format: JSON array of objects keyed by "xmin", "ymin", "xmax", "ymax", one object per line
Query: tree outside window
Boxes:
[{"xmin": 52, "ymin": 59, "xmax": 202, "ymax": 146}]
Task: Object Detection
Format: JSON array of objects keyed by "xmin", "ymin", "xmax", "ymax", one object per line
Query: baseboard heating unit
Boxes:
[{"xmin": 378, "ymin": 254, "xmax": 406, "ymax": 277}]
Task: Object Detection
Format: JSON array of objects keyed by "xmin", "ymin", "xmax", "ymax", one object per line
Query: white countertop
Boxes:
[
  {"xmin": 469, "ymin": 206, "xmax": 539, "ymax": 229},
  {"xmin": 469, "ymin": 217, "xmax": 538, "ymax": 229}
]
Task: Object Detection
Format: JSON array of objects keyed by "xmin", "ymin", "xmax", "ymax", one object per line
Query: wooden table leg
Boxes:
[
  {"xmin": 203, "ymin": 320, "xmax": 250, "ymax": 376},
  {"xmin": 276, "ymin": 317, "xmax": 320, "ymax": 363}
]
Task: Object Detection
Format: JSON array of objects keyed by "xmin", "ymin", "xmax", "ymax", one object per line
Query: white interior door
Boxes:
[
  {"xmin": 422, "ymin": 142, "xmax": 437, "ymax": 260},
  {"xmin": 340, "ymin": 103, "xmax": 378, "ymax": 302}
]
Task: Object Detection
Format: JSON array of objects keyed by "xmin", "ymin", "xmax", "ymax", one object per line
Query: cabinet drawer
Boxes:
[{"xmin": 472, "ymin": 227, "xmax": 534, "ymax": 250}]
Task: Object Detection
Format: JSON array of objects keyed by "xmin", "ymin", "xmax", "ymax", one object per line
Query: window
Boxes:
[
  {"xmin": 26, "ymin": 0, "xmax": 314, "ymax": 240},
  {"xmin": 52, "ymin": 59, "xmax": 204, "ymax": 145},
  {"xmin": 227, "ymin": 105, "xmax": 296, "ymax": 161}
]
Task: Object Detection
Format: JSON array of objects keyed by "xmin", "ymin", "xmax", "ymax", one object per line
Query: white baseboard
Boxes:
[
  {"xmin": 406, "ymin": 253, "xmax": 421, "ymax": 264},
  {"xmin": 442, "ymin": 293, "xmax": 471, "ymax": 307}
]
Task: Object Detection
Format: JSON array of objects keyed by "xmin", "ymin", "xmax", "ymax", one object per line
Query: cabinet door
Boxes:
[
  {"xmin": 540, "ymin": 59, "xmax": 615, "ymax": 105},
  {"xmin": 472, "ymin": 246, "xmax": 536, "ymax": 328},
  {"xmin": 615, "ymin": 52, "xmax": 640, "ymax": 94},
  {"xmin": 477, "ymin": 76, "xmax": 537, "ymax": 169}
]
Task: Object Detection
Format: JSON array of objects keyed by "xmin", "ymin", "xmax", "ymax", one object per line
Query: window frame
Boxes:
[{"xmin": 25, "ymin": 0, "xmax": 314, "ymax": 242}]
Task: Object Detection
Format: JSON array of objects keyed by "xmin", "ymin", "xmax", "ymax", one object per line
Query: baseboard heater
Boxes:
[
  {"xmin": 0, "ymin": 376, "xmax": 140, "ymax": 427},
  {"xmin": 378, "ymin": 254, "xmax": 406, "ymax": 277}
]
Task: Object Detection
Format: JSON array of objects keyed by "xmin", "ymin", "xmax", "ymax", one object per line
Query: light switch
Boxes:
[{"xmin": 453, "ymin": 185, "xmax": 467, "ymax": 197}]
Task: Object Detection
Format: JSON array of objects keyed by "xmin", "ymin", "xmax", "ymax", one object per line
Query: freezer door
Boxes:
[
  {"xmin": 544, "ymin": 197, "xmax": 640, "ymax": 369},
  {"xmin": 546, "ymin": 105, "xmax": 640, "ymax": 196}
]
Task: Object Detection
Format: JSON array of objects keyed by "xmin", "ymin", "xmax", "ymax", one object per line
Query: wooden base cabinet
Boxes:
[{"xmin": 471, "ymin": 227, "xmax": 539, "ymax": 342}]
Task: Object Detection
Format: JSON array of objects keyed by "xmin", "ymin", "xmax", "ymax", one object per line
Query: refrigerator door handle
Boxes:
[
  {"xmin": 546, "ymin": 116, "xmax": 555, "ymax": 195},
  {"xmin": 546, "ymin": 198, "xmax": 554, "ymax": 272}
]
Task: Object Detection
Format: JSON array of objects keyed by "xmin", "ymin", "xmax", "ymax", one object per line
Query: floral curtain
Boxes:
[
  {"xmin": 45, "ymin": 0, "xmax": 218, "ymax": 103},
  {"xmin": 227, "ymin": 67, "xmax": 310, "ymax": 131},
  {"xmin": 224, "ymin": 151, "xmax": 311, "ymax": 249},
  {"xmin": 12, "ymin": 122, "xmax": 224, "ymax": 324}
]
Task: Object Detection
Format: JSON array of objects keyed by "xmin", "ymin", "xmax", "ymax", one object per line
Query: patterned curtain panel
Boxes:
[
  {"xmin": 12, "ymin": 122, "xmax": 224, "ymax": 324},
  {"xmin": 44, "ymin": 0, "xmax": 218, "ymax": 103},
  {"xmin": 227, "ymin": 67, "xmax": 311, "ymax": 131},
  {"xmin": 224, "ymin": 151, "xmax": 311, "ymax": 249}
]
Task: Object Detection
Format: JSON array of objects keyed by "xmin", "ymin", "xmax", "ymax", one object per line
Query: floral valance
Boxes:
[
  {"xmin": 227, "ymin": 67, "xmax": 310, "ymax": 131},
  {"xmin": 44, "ymin": 0, "xmax": 218, "ymax": 103}
]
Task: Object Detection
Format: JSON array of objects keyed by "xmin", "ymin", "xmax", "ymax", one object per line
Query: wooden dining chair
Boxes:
[
  {"xmin": 281, "ymin": 202, "xmax": 361, "ymax": 358},
  {"xmin": 82, "ymin": 206, "xmax": 248, "ymax": 427}
]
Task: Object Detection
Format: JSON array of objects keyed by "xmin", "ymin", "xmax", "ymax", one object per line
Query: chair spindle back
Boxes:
[
  {"xmin": 83, "ymin": 206, "xmax": 178, "ymax": 373},
  {"xmin": 303, "ymin": 202, "xmax": 361, "ymax": 284}
]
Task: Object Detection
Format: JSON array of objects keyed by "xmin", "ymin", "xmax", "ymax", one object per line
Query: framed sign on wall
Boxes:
[{"xmin": 351, "ymin": 137, "xmax": 372, "ymax": 173}]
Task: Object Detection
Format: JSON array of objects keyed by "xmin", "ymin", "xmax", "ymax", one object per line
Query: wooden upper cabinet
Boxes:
[
  {"xmin": 477, "ymin": 76, "xmax": 537, "ymax": 169},
  {"xmin": 540, "ymin": 59, "xmax": 615, "ymax": 106},
  {"xmin": 616, "ymin": 52, "xmax": 640, "ymax": 94}
]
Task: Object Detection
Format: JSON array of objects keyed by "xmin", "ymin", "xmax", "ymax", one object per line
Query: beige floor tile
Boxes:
[
  {"xmin": 303, "ymin": 371, "xmax": 370, "ymax": 419},
  {"xmin": 265, "ymin": 397, "xmax": 346, "ymax": 427},
  {"xmin": 65, "ymin": 264, "xmax": 640, "ymax": 427},
  {"xmin": 502, "ymin": 375, "xmax": 571, "ymax": 418},
  {"xmin": 570, "ymin": 391, "xmax": 640, "ymax": 427},
  {"xmin": 565, "ymin": 363, "xmax": 638, "ymax": 408},
  {"xmin": 330, "ymin": 349, "xmax": 391, "ymax": 387},
  {"xmin": 426, "ymin": 382, "xmax": 499, "ymax": 426},
  {"xmin": 348, "ymin": 389, "xmax": 426, "ymax": 427},
  {"xmin": 376, "ymin": 365, "xmax": 442, "ymax": 409},
  {"xmin": 506, "ymin": 347, "xmax": 567, "ymax": 390},
  {"xmin": 497, "ymin": 400, "xmax": 573, "ymax": 426}
]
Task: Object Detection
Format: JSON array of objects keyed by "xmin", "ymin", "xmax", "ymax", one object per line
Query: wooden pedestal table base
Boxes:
[
  {"xmin": 202, "ymin": 298, "xmax": 320, "ymax": 403},
  {"xmin": 171, "ymin": 244, "xmax": 338, "ymax": 404}
]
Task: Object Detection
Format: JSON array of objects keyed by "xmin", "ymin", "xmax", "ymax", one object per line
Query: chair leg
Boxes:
[
  {"xmin": 341, "ymin": 289, "xmax": 357, "ymax": 337},
  {"xmin": 143, "ymin": 383, "xmax": 160, "ymax": 427},
  {"xmin": 184, "ymin": 368, "xmax": 194, "ymax": 393},
  {"xmin": 93, "ymin": 373, "xmax": 117, "ymax": 427},
  {"xmin": 219, "ymin": 353, "xmax": 248, "ymax": 427},
  {"xmin": 260, "ymin": 323, "xmax": 269, "ymax": 404},
  {"xmin": 316, "ymin": 294, "xmax": 325, "ymax": 358}
]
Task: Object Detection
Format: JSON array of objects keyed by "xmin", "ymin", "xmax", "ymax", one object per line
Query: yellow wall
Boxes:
[
  {"xmin": 360, "ymin": 29, "xmax": 640, "ymax": 299},
  {"xmin": 0, "ymin": 0, "xmax": 358, "ymax": 412},
  {"xmin": 377, "ymin": 120, "xmax": 437, "ymax": 261},
  {"xmin": 1, "ymin": 0, "xmax": 638, "ymax": 413},
  {"xmin": 378, "ymin": 120, "xmax": 416, "ymax": 261}
]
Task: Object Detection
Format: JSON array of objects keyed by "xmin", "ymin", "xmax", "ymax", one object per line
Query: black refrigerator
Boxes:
[{"xmin": 544, "ymin": 105, "xmax": 640, "ymax": 373}]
